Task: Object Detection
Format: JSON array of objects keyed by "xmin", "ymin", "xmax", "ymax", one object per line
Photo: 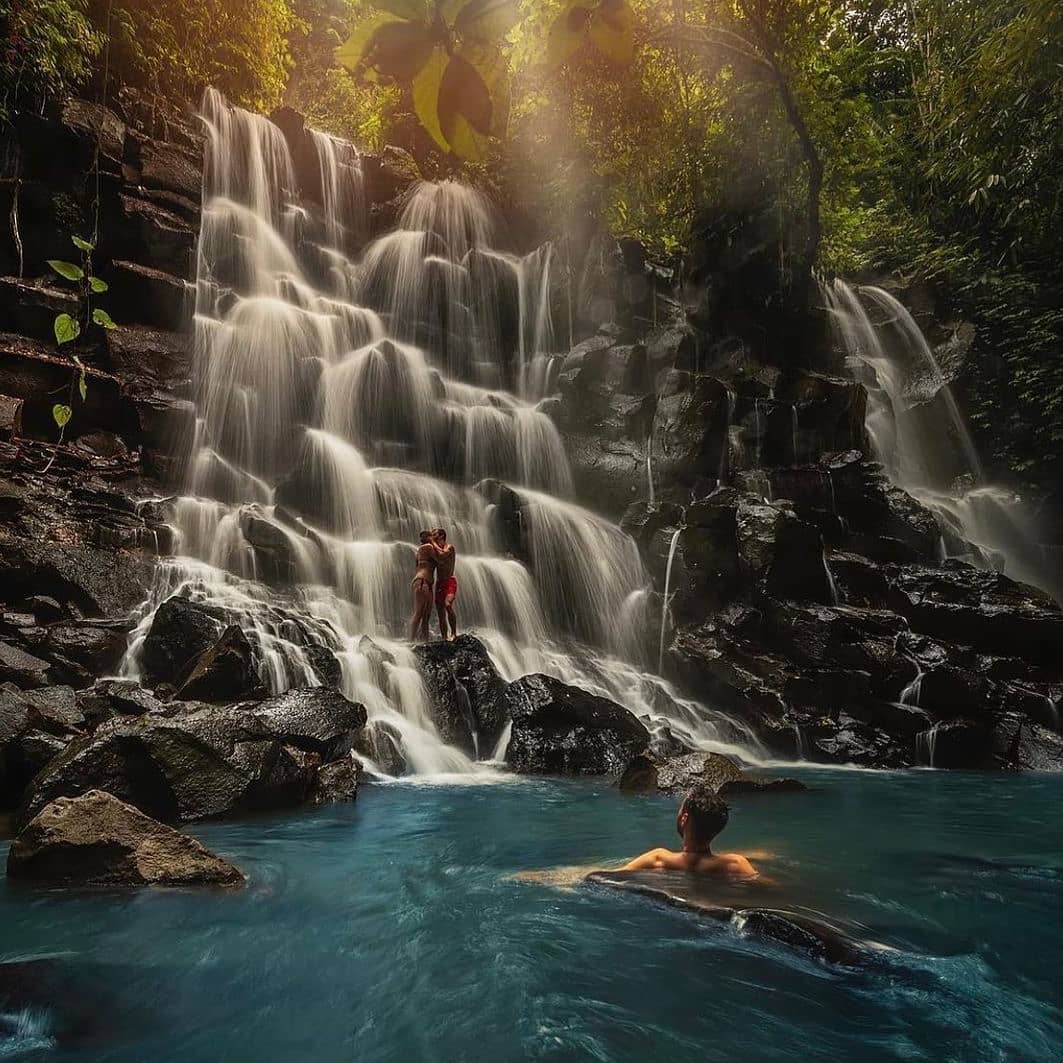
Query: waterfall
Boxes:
[
  {"xmin": 657, "ymin": 526, "xmax": 683, "ymax": 674},
  {"xmin": 822, "ymin": 278, "xmax": 1059, "ymax": 602},
  {"xmin": 900, "ymin": 657, "xmax": 924, "ymax": 707},
  {"xmin": 916, "ymin": 723, "xmax": 940, "ymax": 768},
  {"xmin": 119, "ymin": 89, "xmax": 760, "ymax": 775},
  {"xmin": 310, "ymin": 129, "xmax": 365, "ymax": 252}
]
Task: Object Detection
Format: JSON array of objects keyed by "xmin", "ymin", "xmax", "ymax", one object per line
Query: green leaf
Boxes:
[
  {"xmin": 453, "ymin": 0, "xmax": 519, "ymax": 42},
  {"xmin": 589, "ymin": 0, "xmax": 635, "ymax": 65},
  {"xmin": 78, "ymin": 372, "xmax": 87, "ymax": 402},
  {"xmin": 48, "ymin": 259, "xmax": 84, "ymax": 282},
  {"xmin": 71, "ymin": 235, "xmax": 95, "ymax": 252},
  {"xmin": 88, "ymin": 276, "xmax": 108, "ymax": 293},
  {"xmin": 336, "ymin": 14, "xmax": 435, "ymax": 83},
  {"xmin": 439, "ymin": 44, "xmax": 508, "ymax": 161},
  {"xmin": 52, "ymin": 404, "xmax": 72, "ymax": 429},
  {"xmin": 92, "ymin": 308, "xmax": 118, "ymax": 330},
  {"xmin": 54, "ymin": 313, "xmax": 81, "ymax": 345},
  {"xmin": 412, "ymin": 47, "xmax": 451, "ymax": 153},
  {"xmin": 547, "ymin": 3, "xmax": 594, "ymax": 67}
]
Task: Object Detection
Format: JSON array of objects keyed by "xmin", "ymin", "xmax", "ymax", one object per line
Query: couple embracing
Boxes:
[{"xmin": 408, "ymin": 528, "xmax": 458, "ymax": 642}]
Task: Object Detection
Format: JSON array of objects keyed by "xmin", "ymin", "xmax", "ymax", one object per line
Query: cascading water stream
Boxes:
[
  {"xmin": 822, "ymin": 278, "xmax": 1060, "ymax": 602},
  {"xmin": 657, "ymin": 526, "xmax": 684, "ymax": 674},
  {"xmin": 119, "ymin": 89, "xmax": 762, "ymax": 776}
]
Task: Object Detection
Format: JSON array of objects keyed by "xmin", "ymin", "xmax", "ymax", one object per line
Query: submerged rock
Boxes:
[
  {"xmin": 16, "ymin": 686, "xmax": 368, "ymax": 826},
  {"xmin": 618, "ymin": 750, "xmax": 805, "ymax": 796},
  {"xmin": 7, "ymin": 790, "xmax": 243, "ymax": 887},
  {"xmin": 505, "ymin": 674, "xmax": 649, "ymax": 776}
]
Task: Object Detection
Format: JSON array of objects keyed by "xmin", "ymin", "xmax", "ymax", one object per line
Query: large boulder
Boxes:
[
  {"xmin": 0, "ymin": 535, "xmax": 154, "ymax": 618},
  {"xmin": 140, "ymin": 595, "xmax": 225, "ymax": 687},
  {"xmin": 16, "ymin": 686, "xmax": 367, "ymax": 826},
  {"xmin": 175, "ymin": 625, "xmax": 265, "ymax": 703},
  {"xmin": 505, "ymin": 674, "xmax": 649, "ymax": 776},
  {"xmin": 413, "ymin": 635, "xmax": 511, "ymax": 757},
  {"xmin": 884, "ymin": 563, "xmax": 1063, "ymax": 666},
  {"xmin": 1, "ymin": 684, "xmax": 82, "ymax": 808},
  {"xmin": 7, "ymin": 790, "xmax": 243, "ymax": 887},
  {"xmin": 736, "ymin": 499, "xmax": 835, "ymax": 604}
]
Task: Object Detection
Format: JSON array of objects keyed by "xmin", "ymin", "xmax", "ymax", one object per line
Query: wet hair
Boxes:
[
  {"xmin": 436, "ymin": 528, "xmax": 447, "ymax": 541},
  {"xmin": 677, "ymin": 785, "xmax": 729, "ymax": 846},
  {"xmin": 419, "ymin": 529, "xmax": 432, "ymax": 543}
]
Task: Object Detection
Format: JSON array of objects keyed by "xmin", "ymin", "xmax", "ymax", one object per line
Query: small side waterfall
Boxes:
[
  {"xmin": 121, "ymin": 89, "xmax": 760, "ymax": 776},
  {"xmin": 823, "ymin": 278, "xmax": 1059, "ymax": 602},
  {"xmin": 916, "ymin": 724, "xmax": 940, "ymax": 768},
  {"xmin": 658, "ymin": 526, "xmax": 684, "ymax": 674}
]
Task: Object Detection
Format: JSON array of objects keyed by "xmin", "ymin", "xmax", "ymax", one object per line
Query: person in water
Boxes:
[
  {"xmin": 431, "ymin": 527, "xmax": 458, "ymax": 642},
  {"xmin": 620, "ymin": 786, "xmax": 758, "ymax": 878},
  {"xmin": 407, "ymin": 529, "xmax": 436, "ymax": 642}
]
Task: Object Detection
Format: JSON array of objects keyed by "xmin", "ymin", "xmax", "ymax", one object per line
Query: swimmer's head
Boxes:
[{"xmin": 677, "ymin": 785, "xmax": 729, "ymax": 848}]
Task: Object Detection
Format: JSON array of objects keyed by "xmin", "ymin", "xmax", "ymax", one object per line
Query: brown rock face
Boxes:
[{"xmin": 7, "ymin": 789, "xmax": 243, "ymax": 887}]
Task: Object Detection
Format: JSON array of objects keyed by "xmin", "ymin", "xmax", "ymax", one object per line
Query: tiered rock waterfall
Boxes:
[{"xmin": 117, "ymin": 90, "xmax": 756, "ymax": 774}]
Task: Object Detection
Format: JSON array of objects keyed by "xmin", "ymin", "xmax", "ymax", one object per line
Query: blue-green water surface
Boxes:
[{"xmin": 2, "ymin": 769, "xmax": 1062, "ymax": 1061}]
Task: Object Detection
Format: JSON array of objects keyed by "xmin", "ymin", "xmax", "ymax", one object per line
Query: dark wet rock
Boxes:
[
  {"xmin": 644, "ymin": 324, "xmax": 697, "ymax": 374},
  {"xmin": 76, "ymin": 679, "xmax": 163, "ymax": 727},
  {"xmin": 140, "ymin": 595, "xmax": 225, "ymax": 687},
  {"xmin": 310, "ymin": 755, "xmax": 361, "ymax": 805},
  {"xmin": 476, "ymin": 479, "xmax": 525, "ymax": 557},
  {"xmin": 175, "ymin": 626, "xmax": 265, "ymax": 703},
  {"xmin": 7, "ymin": 790, "xmax": 243, "ymax": 887},
  {"xmin": 108, "ymin": 260, "xmax": 189, "ymax": 330},
  {"xmin": 0, "ymin": 534, "xmax": 154, "ymax": 618},
  {"xmin": 305, "ymin": 644, "xmax": 343, "ymax": 687},
  {"xmin": 0, "ymin": 640, "xmax": 53, "ymax": 688},
  {"xmin": 109, "ymin": 192, "xmax": 196, "ymax": 273},
  {"xmin": 103, "ymin": 323, "xmax": 191, "ymax": 388},
  {"xmin": 588, "ymin": 871, "xmax": 867, "ymax": 967},
  {"xmin": 1, "ymin": 684, "xmax": 83, "ymax": 808},
  {"xmin": 619, "ymin": 749, "xmax": 806, "ymax": 796},
  {"xmin": 505, "ymin": 674, "xmax": 650, "ymax": 776},
  {"xmin": 355, "ymin": 719, "xmax": 407, "ymax": 776},
  {"xmin": 651, "ymin": 370, "xmax": 730, "ymax": 495},
  {"xmin": 127, "ymin": 135, "xmax": 203, "ymax": 203},
  {"xmin": 239, "ymin": 508, "xmax": 297, "ymax": 582},
  {"xmin": 884, "ymin": 563, "xmax": 1063, "ymax": 666},
  {"xmin": 736, "ymin": 499, "xmax": 835, "ymax": 604},
  {"xmin": 41, "ymin": 621, "xmax": 129, "ymax": 682},
  {"xmin": 822, "ymin": 452, "xmax": 940, "ymax": 561},
  {"xmin": 17, "ymin": 685, "xmax": 367, "ymax": 826},
  {"xmin": 414, "ymin": 635, "xmax": 510, "ymax": 758}
]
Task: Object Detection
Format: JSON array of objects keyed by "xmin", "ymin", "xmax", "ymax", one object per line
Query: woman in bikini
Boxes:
[{"xmin": 407, "ymin": 529, "xmax": 436, "ymax": 641}]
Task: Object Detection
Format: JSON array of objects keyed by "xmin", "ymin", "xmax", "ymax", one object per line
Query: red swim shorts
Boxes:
[{"xmin": 435, "ymin": 576, "xmax": 458, "ymax": 604}]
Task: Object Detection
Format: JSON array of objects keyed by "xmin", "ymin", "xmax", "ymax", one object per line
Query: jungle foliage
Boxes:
[{"xmin": 1, "ymin": 0, "xmax": 1060, "ymax": 488}]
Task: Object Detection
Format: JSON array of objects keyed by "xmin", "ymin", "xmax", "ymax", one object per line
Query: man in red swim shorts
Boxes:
[{"xmin": 431, "ymin": 527, "xmax": 458, "ymax": 642}]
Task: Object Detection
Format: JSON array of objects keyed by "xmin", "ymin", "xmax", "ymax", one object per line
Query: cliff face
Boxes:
[
  {"xmin": 0, "ymin": 95, "xmax": 1060, "ymax": 787},
  {"xmin": 0, "ymin": 96, "xmax": 414, "ymax": 689}
]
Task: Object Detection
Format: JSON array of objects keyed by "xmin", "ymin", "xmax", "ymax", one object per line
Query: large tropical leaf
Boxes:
[
  {"xmin": 547, "ymin": 2, "xmax": 594, "ymax": 67},
  {"xmin": 589, "ymin": 0, "xmax": 635, "ymax": 65},
  {"xmin": 453, "ymin": 0, "xmax": 519, "ymax": 42},
  {"xmin": 437, "ymin": 42, "xmax": 509, "ymax": 160},
  {"xmin": 413, "ymin": 46, "xmax": 451, "ymax": 153},
  {"xmin": 336, "ymin": 14, "xmax": 436, "ymax": 83}
]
